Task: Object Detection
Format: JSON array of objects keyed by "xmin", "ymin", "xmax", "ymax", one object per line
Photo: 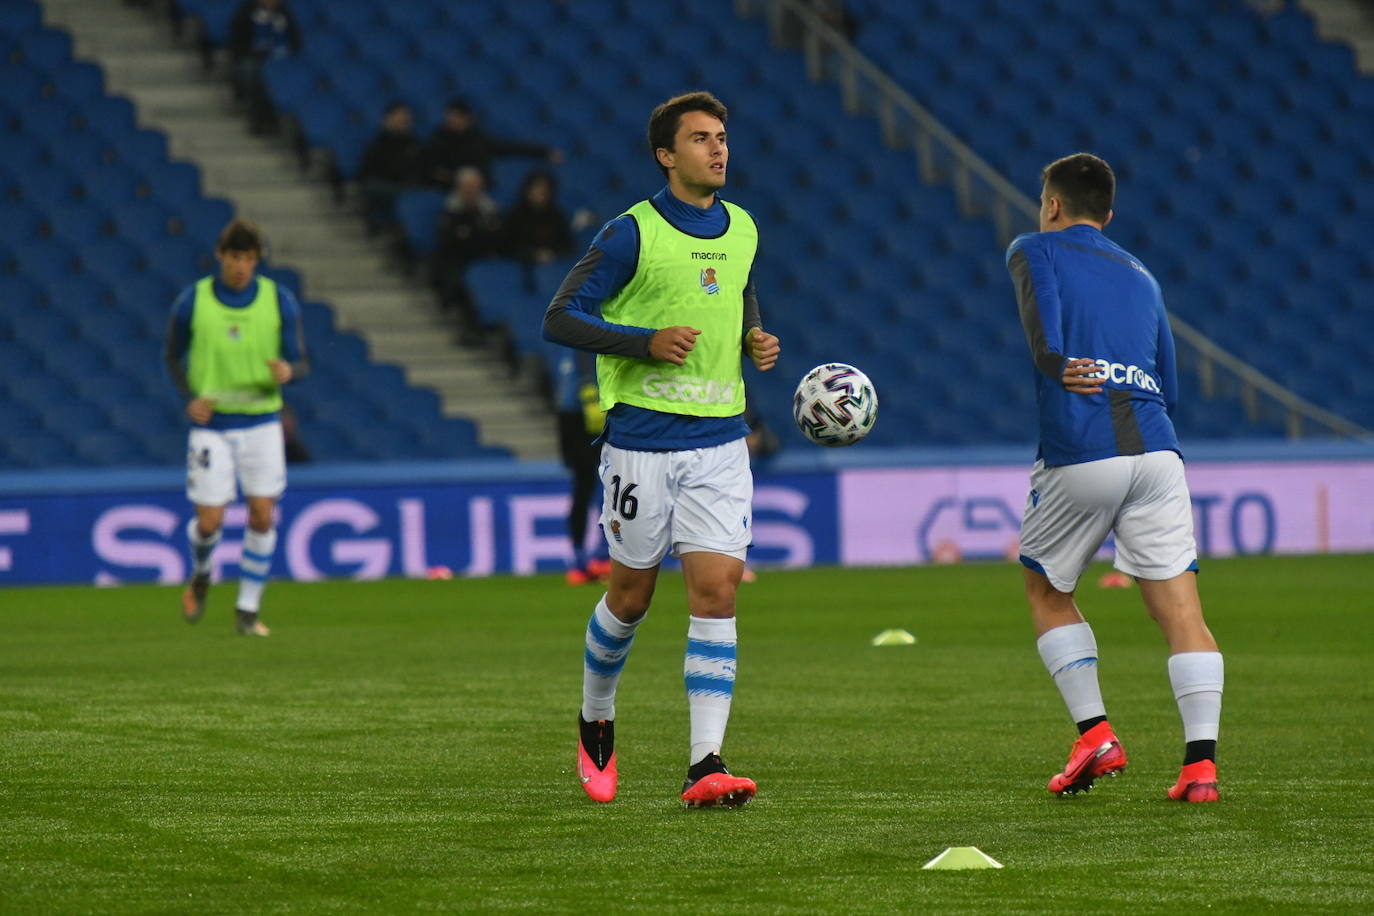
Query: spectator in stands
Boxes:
[
  {"xmin": 420, "ymin": 97, "xmax": 563, "ymax": 190},
  {"xmin": 228, "ymin": 0, "xmax": 302, "ymax": 134},
  {"xmin": 164, "ymin": 219, "xmax": 307, "ymax": 638},
  {"xmin": 432, "ymin": 166, "xmax": 502, "ymax": 327},
  {"xmin": 501, "ymin": 169, "xmax": 574, "ymax": 289},
  {"xmin": 553, "ymin": 349, "xmax": 611, "ymax": 586},
  {"xmin": 357, "ymin": 102, "xmax": 424, "ymax": 236}
]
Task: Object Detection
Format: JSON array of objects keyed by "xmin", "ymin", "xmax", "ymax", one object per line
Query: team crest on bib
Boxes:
[
  {"xmin": 227, "ymin": 325, "xmax": 241, "ymax": 340},
  {"xmin": 699, "ymin": 268, "xmax": 720, "ymax": 295}
]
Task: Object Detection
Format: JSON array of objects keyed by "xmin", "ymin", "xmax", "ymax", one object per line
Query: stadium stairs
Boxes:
[
  {"xmin": 1304, "ymin": 0, "xmax": 1374, "ymax": 71},
  {"xmin": 39, "ymin": 0, "xmax": 557, "ymax": 460}
]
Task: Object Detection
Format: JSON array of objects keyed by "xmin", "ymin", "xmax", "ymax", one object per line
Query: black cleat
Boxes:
[{"xmin": 235, "ymin": 608, "xmax": 270, "ymax": 637}]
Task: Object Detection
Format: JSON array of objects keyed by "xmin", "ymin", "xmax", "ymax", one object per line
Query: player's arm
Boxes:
[
  {"xmin": 268, "ymin": 287, "xmax": 309, "ymax": 385},
  {"xmin": 542, "ymin": 216, "xmax": 698, "ymax": 366},
  {"xmin": 1156, "ymin": 301, "xmax": 1180, "ymax": 415},
  {"xmin": 741, "ymin": 272, "xmax": 779, "ymax": 371},
  {"xmin": 163, "ymin": 287, "xmax": 217, "ymax": 424},
  {"xmin": 1006, "ymin": 236, "xmax": 1086, "ymax": 390}
]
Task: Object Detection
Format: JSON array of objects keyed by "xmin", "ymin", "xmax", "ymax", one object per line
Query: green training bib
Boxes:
[
  {"xmin": 187, "ymin": 275, "xmax": 283, "ymax": 414},
  {"xmin": 596, "ymin": 198, "xmax": 758, "ymax": 417}
]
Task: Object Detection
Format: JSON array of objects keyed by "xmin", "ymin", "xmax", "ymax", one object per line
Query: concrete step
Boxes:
[
  {"xmin": 405, "ymin": 362, "xmax": 511, "ymax": 389},
  {"xmin": 169, "ymin": 131, "xmax": 286, "ymax": 161},
  {"xmin": 50, "ymin": 20, "xmax": 170, "ymax": 56},
  {"xmin": 204, "ymin": 153, "xmax": 314, "ymax": 191},
  {"xmin": 92, "ymin": 49, "xmax": 211, "ymax": 89},
  {"xmin": 161, "ymin": 113, "xmax": 261, "ymax": 148},
  {"xmin": 228, "ymin": 185, "xmax": 338, "ymax": 218},
  {"xmin": 130, "ymin": 84, "xmax": 235, "ymax": 120},
  {"xmin": 327, "ymin": 290, "xmax": 439, "ymax": 318}
]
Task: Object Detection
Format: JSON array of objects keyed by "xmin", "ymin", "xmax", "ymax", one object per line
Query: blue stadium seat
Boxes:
[
  {"xmin": 81, "ymin": 162, "xmax": 146, "ymax": 210},
  {"xmin": 48, "ymin": 202, "xmax": 112, "ymax": 246},
  {"xmin": 395, "ymin": 190, "xmax": 446, "ymax": 258},
  {"xmin": 143, "ymin": 160, "xmax": 202, "ymax": 207},
  {"xmin": 111, "ymin": 198, "xmax": 175, "ymax": 244},
  {"xmin": 0, "ymin": 201, "xmax": 46, "ymax": 249},
  {"xmin": 12, "ymin": 238, "xmax": 83, "ymax": 282},
  {"xmin": 4, "ymin": 432, "xmax": 78, "ymax": 470}
]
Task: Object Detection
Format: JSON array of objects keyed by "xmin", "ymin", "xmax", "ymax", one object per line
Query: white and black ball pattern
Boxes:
[{"xmin": 792, "ymin": 363, "xmax": 878, "ymax": 447}]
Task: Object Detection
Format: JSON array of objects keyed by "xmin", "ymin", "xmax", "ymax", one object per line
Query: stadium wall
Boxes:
[{"xmin": 1, "ymin": 442, "xmax": 1371, "ymax": 586}]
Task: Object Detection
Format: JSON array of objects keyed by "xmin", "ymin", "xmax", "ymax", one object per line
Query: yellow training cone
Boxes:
[
  {"xmin": 922, "ymin": 847, "xmax": 1003, "ymax": 870},
  {"xmin": 870, "ymin": 628, "xmax": 917, "ymax": 647}
]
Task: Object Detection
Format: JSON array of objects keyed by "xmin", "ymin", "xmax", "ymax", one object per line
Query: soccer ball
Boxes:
[{"xmin": 792, "ymin": 363, "xmax": 878, "ymax": 447}]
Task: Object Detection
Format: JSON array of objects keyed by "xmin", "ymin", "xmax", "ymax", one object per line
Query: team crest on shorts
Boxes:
[
  {"xmin": 610, "ymin": 519, "xmax": 623, "ymax": 543},
  {"xmin": 699, "ymin": 268, "xmax": 720, "ymax": 295}
]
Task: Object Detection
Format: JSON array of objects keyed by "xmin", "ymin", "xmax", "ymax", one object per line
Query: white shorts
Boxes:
[
  {"xmin": 599, "ymin": 438, "xmax": 753, "ymax": 569},
  {"xmin": 1018, "ymin": 450, "xmax": 1197, "ymax": 593},
  {"xmin": 186, "ymin": 421, "xmax": 287, "ymax": 507}
]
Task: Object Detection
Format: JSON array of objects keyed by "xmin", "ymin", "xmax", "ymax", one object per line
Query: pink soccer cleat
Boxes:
[
  {"xmin": 577, "ymin": 716, "xmax": 617, "ymax": 803},
  {"xmin": 1048, "ymin": 721, "xmax": 1127, "ymax": 795},
  {"xmin": 1167, "ymin": 760, "xmax": 1219, "ymax": 803},
  {"xmin": 681, "ymin": 754, "xmax": 756, "ymax": 808}
]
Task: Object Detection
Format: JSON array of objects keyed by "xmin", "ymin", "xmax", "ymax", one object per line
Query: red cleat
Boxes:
[
  {"xmin": 565, "ymin": 567, "xmax": 593, "ymax": 586},
  {"xmin": 1048, "ymin": 721, "xmax": 1127, "ymax": 795},
  {"xmin": 1167, "ymin": 760, "xmax": 1219, "ymax": 802},
  {"xmin": 585, "ymin": 558, "xmax": 612, "ymax": 579},
  {"xmin": 577, "ymin": 716, "xmax": 617, "ymax": 802},
  {"xmin": 181, "ymin": 572, "xmax": 209, "ymax": 623},
  {"xmin": 681, "ymin": 754, "xmax": 756, "ymax": 808}
]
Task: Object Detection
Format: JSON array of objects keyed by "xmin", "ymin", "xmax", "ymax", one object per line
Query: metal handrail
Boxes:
[{"xmin": 738, "ymin": 0, "xmax": 1373, "ymax": 440}]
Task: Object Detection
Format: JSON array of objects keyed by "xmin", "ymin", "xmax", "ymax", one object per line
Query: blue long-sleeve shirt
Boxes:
[
  {"xmin": 163, "ymin": 275, "xmax": 306, "ymax": 430},
  {"xmin": 542, "ymin": 186, "xmax": 760, "ymax": 451},
  {"xmin": 1006, "ymin": 224, "xmax": 1180, "ymax": 467}
]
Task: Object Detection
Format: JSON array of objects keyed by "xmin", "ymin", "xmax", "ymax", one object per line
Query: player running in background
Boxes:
[
  {"xmin": 543, "ymin": 91, "xmax": 780, "ymax": 807},
  {"xmin": 1006, "ymin": 153, "xmax": 1224, "ymax": 803},
  {"xmin": 552, "ymin": 347, "xmax": 612, "ymax": 586},
  {"xmin": 164, "ymin": 219, "xmax": 308, "ymax": 637}
]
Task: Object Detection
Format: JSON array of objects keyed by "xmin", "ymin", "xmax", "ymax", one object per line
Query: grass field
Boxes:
[{"xmin": 2, "ymin": 555, "xmax": 1371, "ymax": 913}]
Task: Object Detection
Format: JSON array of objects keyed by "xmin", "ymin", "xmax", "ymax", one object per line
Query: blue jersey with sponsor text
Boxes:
[{"xmin": 1005, "ymin": 224, "xmax": 1181, "ymax": 467}]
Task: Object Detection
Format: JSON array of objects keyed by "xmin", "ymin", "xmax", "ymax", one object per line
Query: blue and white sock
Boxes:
[
  {"xmin": 581, "ymin": 595, "xmax": 642, "ymax": 722},
  {"xmin": 1037, "ymin": 622, "xmax": 1107, "ymax": 724},
  {"xmin": 236, "ymin": 527, "xmax": 276, "ymax": 613},
  {"xmin": 186, "ymin": 517, "xmax": 220, "ymax": 577},
  {"xmin": 685, "ymin": 615, "xmax": 737, "ymax": 765},
  {"xmin": 1168, "ymin": 651, "xmax": 1224, "ymax": 742}
]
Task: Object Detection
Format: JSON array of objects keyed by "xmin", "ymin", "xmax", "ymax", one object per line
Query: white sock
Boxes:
[
  {"xmin": 581, "ymin": 595, "xmax": 643, "ymax": 722},
  {"xmin": 1168, "ymin": 651, "xmax": 1224, "ymax": 742},
  {"xmin": 686, "ymin": 615, "xmax": 737, "ymax": 765},
  {"xmin": 1037, "ymin": 622, "xmax": 1107, "ymax": 724},
  {"xmin": 236, "ymin": 527, "xmax": 276, "ymax": 613},
  {"xmin": 186, "ymin": 516, "xmax": 221, "ymax": 576}
]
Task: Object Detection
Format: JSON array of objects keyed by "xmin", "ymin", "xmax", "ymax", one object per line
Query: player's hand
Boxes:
[
  {"xmin": 266, "ymin": 358, "xmax": 293, "ymax": 384},
  {"xmin": 186, "ymin": 397, "xmax": 216, "ymax": 425},
  {"xmin": 649, "ymin": 326, "xmax": 700, "ymax": 366},
  {"xmin": 746, "ymin": 328, "xmax": 780, "ymax": 372},
  {"xmin": 1062, "ymin": 357, "xmax": 1103, "ymax": 395}
]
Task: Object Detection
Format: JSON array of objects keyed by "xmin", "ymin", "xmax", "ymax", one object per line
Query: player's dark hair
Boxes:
[
  {"xmin": 647, "ymin": 91, "xmax": 728, "ymax": 177},
  {"xmin": 1041, "ymin": 153, "xmax": 1115, "ymax": 223},
  {"xmin": 217, "ymin": 219, "xmax": 263, "ymax": 255}
]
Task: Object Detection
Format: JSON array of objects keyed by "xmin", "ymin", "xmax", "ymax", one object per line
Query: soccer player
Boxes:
[
  {"xmin": 164, "ymin": 219, "xmax": 308, "ymax": 637},
  {"xmin": 542, "ymin": 91, "xmax": 780, "ymax": 807},
  {"xmin": 552, "ymin": 347, "xmax": 611, "ymax": 586},
  {"xmin": 1006, "ymin": 153, "xmax": 1224, "ymax": 803}
]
